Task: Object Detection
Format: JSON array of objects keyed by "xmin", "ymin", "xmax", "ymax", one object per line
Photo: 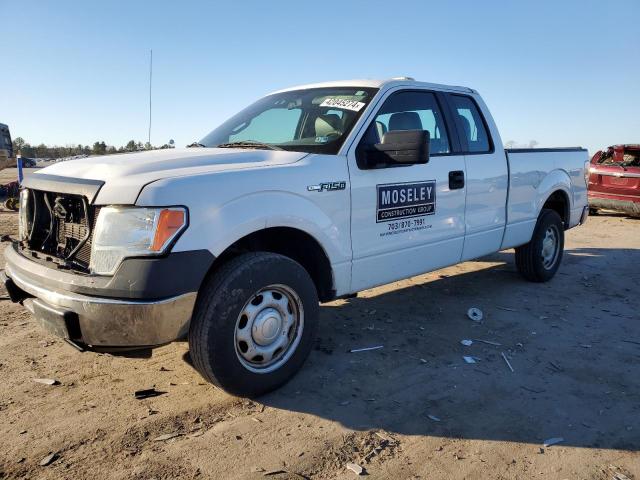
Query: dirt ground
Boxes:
[{"xmin": 0, "ymin": 169, "xmax": 638, "ymax": 479}]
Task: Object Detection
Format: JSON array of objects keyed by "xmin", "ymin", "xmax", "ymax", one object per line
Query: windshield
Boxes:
[{"xmin": 200, "ymin": 87, "xmax": 378, "ymax": 154}]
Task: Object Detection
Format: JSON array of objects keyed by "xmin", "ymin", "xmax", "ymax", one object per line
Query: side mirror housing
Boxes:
[{"xmin": 361, "ymin": 130, "xmax": 430, "ymax": 168}]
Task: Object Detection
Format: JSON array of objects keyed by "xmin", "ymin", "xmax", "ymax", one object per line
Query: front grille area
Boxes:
[
  {"xmin": 20, "ymin": 189, "xmax": 100, "ymax": 272},
  {"xmin": 75, "ymin": 206, "xmax": 100, "ymax": 266}
]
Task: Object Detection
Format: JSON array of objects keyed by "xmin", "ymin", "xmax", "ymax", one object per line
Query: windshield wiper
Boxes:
[
  {"xmin": 187, "ymin": 142, "xmax": 207, "ymax": 148},
  {"xmin": 215, "ymin": 141, "xmax": 282, "ymax": 151}
]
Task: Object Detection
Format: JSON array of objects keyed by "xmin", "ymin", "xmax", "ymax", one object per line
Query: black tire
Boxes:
[
  {"xmin": 188, "ymin": 252, "xmax": 319, "ymax": 397},
  {"xmin": 515, "ymin": 209, "xmax": 564, "ymax": 282},
  {"xmin": 589, "ymin": 207, "xmax": 599, "ymax": 216},
  {"xmin": 4, "ymin": 197, "xmax": 19, "ymax": 211}
]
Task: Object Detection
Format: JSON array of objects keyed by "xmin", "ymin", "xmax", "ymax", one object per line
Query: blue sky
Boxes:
[{"xmin": 2, "ymin": 0, "xmax": 638, "ymax": 154}]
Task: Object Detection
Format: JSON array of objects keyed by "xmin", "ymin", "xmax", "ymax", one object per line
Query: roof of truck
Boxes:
[{"xmin": 271, "ymin": 78, "xmax": 476, "ymax": 95}]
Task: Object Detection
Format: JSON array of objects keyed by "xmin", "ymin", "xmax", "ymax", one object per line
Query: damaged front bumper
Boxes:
[{"xmin": 2, "ymin": 243, "xmax": 213, "ymax": 350}]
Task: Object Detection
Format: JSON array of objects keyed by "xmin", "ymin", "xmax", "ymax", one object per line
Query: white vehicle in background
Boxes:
[{"xmin": 3, "ymin": 78, "xmax": 589, "ymax": 397}]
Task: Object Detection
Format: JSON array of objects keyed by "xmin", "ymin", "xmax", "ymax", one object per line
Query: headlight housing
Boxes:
[{"xmin": 90, "ymin": 206, "xmax": 187, "ymax": 275}]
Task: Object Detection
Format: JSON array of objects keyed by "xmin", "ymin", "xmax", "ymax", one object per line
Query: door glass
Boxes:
[
  {"xmin": 361, "ymin": 91, "xmax": 451, "ymax": 155},
  {"xmin": 449, "ymin": 95, "xmax": 491, "ymax": 153}
]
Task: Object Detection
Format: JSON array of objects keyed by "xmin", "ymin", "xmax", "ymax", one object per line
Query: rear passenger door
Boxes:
[
  {"xmin": 347, "ymin": 88, "xmax": 467, "ymax": 292},
  {"xmin": 445, "ymin": 94, "xmax": 509, "ymax": 260}
]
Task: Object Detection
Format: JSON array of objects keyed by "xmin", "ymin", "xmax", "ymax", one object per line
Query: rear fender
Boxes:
[
  {"xmin": 502, "ymin": 169, "xmax": 572, "ymax": 249},
  {"xmin": 535, "ymin": 169, "xmax": 572, "ymax": 221}
]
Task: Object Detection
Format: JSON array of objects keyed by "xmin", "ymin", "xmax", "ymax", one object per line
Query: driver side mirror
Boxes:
[{"xmin": 360, "ymin": 130, "xmax": 430, "ymax": 168}]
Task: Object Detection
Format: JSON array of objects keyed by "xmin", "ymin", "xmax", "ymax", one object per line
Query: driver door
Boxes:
[{"xmin": 347, "ymin": 88, "xmax": 467, "ymax": 291}]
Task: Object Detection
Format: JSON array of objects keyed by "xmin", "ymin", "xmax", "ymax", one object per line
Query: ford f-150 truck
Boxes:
[{"xmin": 2, "ymin": 78, "xmax": 589, "ymax": 396}]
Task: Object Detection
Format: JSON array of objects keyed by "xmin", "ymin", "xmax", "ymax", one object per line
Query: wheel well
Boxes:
[
  {"xmin": 542, "ymin": 190, "xmax": 569, "ymax": 228},
  {"xmin": 208, "ymin": 227, "xmax": 334, "ymax": 302}
]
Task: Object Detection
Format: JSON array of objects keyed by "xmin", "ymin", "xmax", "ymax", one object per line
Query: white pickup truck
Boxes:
[{"xmin": 3, "ymin": 78, "xmax": 589, "ymax": 396}]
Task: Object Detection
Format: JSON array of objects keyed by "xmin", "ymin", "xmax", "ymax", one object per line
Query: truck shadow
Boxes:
[{"xmin": 258, "ymin": 247, "xmax": 640, "ymax": 451}]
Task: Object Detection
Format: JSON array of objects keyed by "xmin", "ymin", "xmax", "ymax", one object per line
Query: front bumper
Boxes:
[{"xmin": 3, "ymin": 244, "xmax": 213, "ymax": 348}]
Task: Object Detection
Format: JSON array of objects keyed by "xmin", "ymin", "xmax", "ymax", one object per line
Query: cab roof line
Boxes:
[{"xmin": 269, "ymin": 79, "xmax": 476, "ymax": 96}]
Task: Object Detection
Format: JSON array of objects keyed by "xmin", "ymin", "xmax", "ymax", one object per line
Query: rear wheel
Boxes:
[
  {"xmin": 515, "ymin": 209, "xmax": 564, "ymax": 282},
  {"xmin": 589, "ymin": 207, "xmax": 599, "ymax": 216},
  {"xmin": 188, "ymin": 252, "xmax": 319, "ymax": 397}
]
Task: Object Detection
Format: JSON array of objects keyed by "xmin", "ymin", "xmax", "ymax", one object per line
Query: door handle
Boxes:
[{"xmin": 449, "ymin": 170, "xmax": 465, "ymax": 189}]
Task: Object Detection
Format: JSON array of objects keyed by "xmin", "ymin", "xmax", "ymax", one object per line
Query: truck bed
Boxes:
[{"xmin": 502, "ymin": 147, "xmax": 589, "ymax": 249}]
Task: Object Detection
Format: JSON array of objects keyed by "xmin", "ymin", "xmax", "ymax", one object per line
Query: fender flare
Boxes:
[{"xmin": 535, "ymin": 169, "xmax": 572, "ymax": 221}]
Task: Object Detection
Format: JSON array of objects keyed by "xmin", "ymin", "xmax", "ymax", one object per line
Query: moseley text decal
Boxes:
[{"xmin": 376, "ymin": 181, "xmax": 436, "ymax": 222}]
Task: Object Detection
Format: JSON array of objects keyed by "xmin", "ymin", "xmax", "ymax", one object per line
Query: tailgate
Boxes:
[{"xmin": 589, "ymin": 165, "xmax": 640, "ymax": 195}]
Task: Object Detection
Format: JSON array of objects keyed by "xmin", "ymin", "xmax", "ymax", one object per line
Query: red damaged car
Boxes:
[{"xmin": 588, "ymin": 144, "xmax": 640, "ymax": 217}]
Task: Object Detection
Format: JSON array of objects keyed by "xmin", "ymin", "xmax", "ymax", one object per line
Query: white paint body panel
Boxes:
[
  {"xmin": 136, "ymin": 154, "xmax": 353, "ymax": 295},
  {"xmin": 459, "ymin": 93, "xmax": 509, "ymax": 260},
  {"xmin": 345, "ymin": 85, "xmax": 466, "ymax": 291},
  {"xmin": 501, "ymin": 149, "xmax": 589, "ymax": 249},
  {"xmin": 33, "ymin": 79, "xmax": 588, "ymax": 297},
  {"xmin": 348, "ymin": 155, "xmax": 467, "ymax": 291},
  {"xmin": 36, "ymin": 148, "xmax": 307, "ymax": 205}
]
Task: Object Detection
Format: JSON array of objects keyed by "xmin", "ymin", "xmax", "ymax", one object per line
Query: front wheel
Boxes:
[
  {"xmin": 188, "ymin": 252, "xmax": 319, "ymax": 397},
  {"xmin": 515, "ymin": 209, "xmax": 564, "ymax": 282}
]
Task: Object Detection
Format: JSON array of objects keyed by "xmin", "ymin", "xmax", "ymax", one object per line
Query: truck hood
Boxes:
[{"xmin": 35, "ymin": 147, "xmax": 307, "ymax": 204}]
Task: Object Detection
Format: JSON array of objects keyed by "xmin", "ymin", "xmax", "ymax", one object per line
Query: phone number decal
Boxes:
[{"xmin": 379, "ymin": 218, "xmax": 432, "ymax": 237}]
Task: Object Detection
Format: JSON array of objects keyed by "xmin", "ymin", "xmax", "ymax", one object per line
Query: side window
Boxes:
[
  {"xmin": 449, "ymin": 95, "xmax": 491, "ymax": 153},
  {"xmin": 361, "ymin": 90, "xmax": 451, "ymax": 155}
]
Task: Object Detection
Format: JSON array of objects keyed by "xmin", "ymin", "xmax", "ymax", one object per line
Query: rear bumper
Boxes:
[
  {"xmin": 2, "ymin": 244, "xmax": 211, "ymax": 348},
  {"xmin": 589, "ymin": 193, "xmax": 640, "ymax": 217}
]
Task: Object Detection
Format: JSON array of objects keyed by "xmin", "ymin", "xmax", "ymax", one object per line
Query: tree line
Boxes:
[{"xmin": 12, "ymin": 137, "xmax": 175, "ymax": 159}]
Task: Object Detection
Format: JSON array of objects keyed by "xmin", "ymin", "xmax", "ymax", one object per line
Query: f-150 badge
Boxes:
[
  {"xmin": 307, "ymin": 181, "xmax": 346, "ymax": 192},
  {"xmin": 376, "ymin": 181, "xmax": 436, "ymax": 222}
]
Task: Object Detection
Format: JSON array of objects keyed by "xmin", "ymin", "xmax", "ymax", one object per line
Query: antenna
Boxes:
[{"xmin": 148, "ymin": 49, "xmax": 153, "ymax": 146}]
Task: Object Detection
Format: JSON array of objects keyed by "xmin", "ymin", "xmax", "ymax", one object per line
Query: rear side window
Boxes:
[{"xmin": 450, "ymin": 95, "xmax": 491, "ymax": 153}]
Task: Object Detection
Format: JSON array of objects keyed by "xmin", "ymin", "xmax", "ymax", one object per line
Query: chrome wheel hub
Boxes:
[
  {"xmin": 234, "ymin": 285, "xmax": 304, "ymax": 373},
  {"xmin": 541, "ymin": 226, "xmax": 559, "ymax": 270}
]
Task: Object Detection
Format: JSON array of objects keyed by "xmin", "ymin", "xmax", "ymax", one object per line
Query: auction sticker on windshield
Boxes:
[
  {"xmin": 376, "ymin": 181, "xmax": 436, "ymax": 222},
  {"xmin": 320, "ymin": 98, "xmax": 366, "ymax": 111}
]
